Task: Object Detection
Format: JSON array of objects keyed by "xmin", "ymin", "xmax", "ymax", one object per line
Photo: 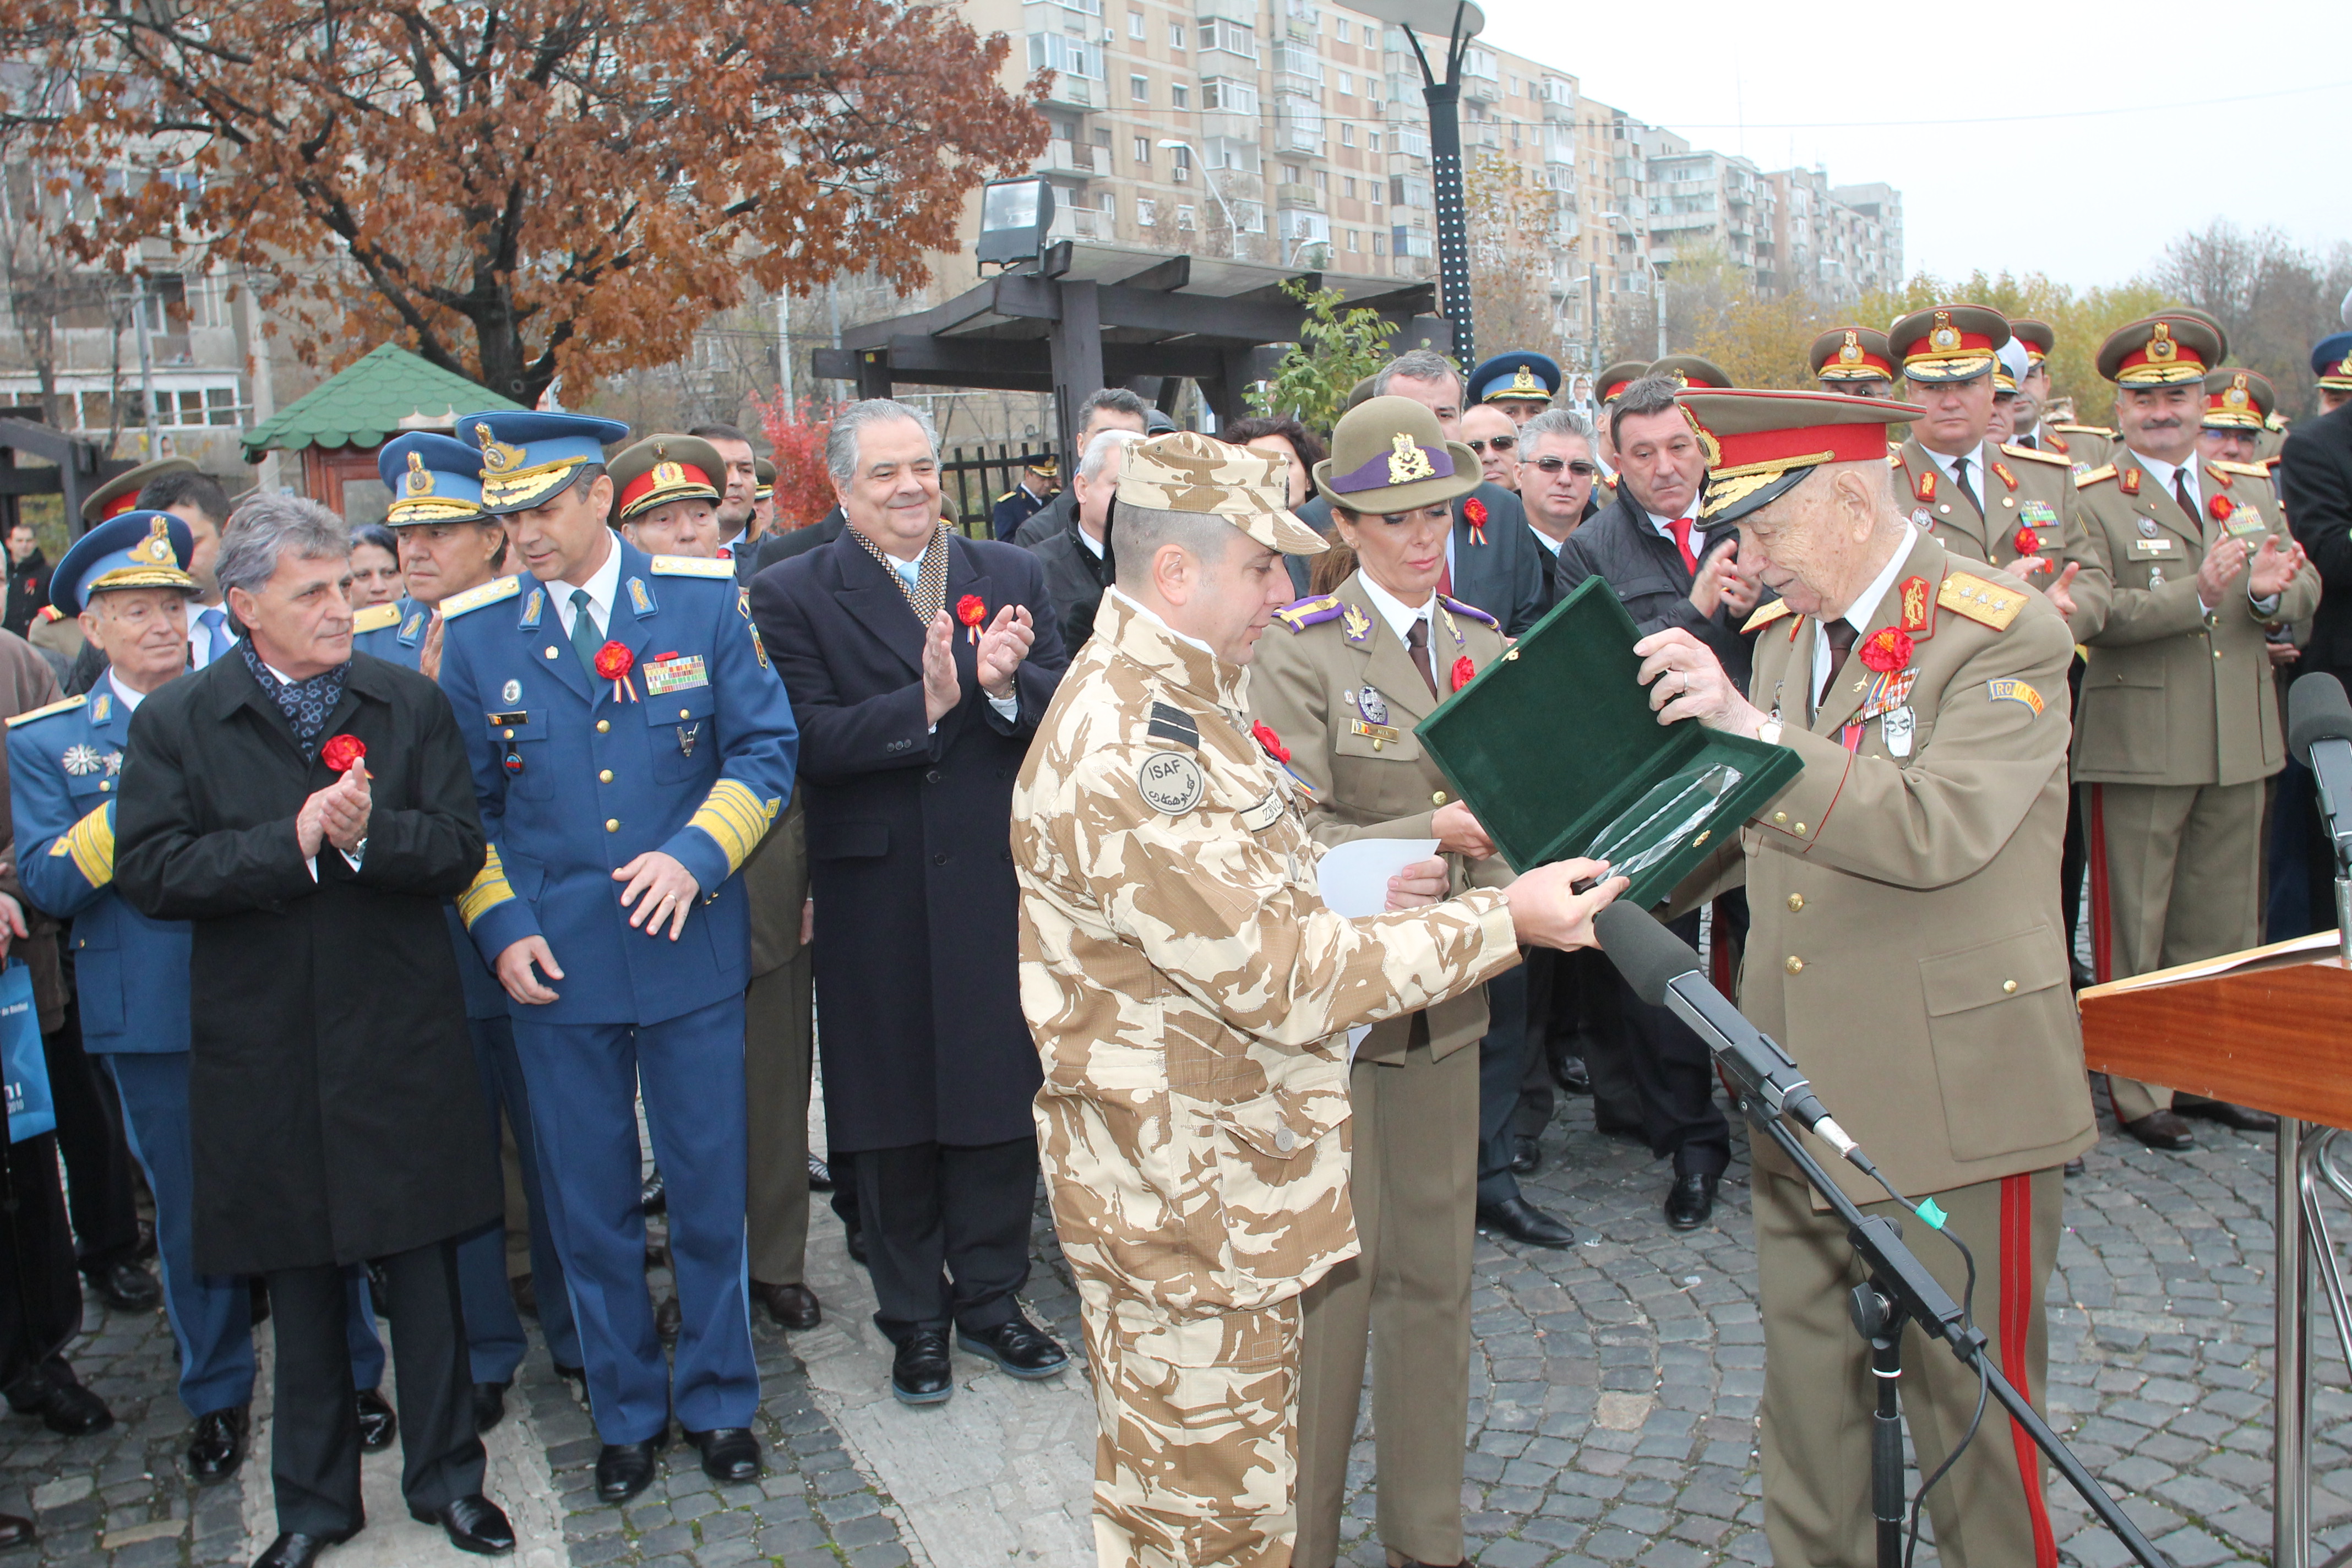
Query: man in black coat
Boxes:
[
  {"xmin": 1028, "ymin": 429, "xmax": 1133, "ymax": 651},
  {"xmin": 751, "ymin": 400, "xmax": 1072, "ymax": 1408},
  {"xmin": 2274, "ymin": 344, "xmax": 2352, "ymax": 935},
  {"xmin": 1552, "ymin": 375, "xmax": 1755, "ymax": 1231},
  {"xmin": 116, "ymin": 496, "xmax": 511, "ymax": 1568}
]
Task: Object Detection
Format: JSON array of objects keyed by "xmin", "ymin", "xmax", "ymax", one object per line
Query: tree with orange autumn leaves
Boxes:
[{"xmin": 0, "ymin": 0, "xmax": 1049, "ymax": 405}]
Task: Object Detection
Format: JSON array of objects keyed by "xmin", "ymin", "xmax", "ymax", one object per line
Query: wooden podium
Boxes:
[{"xmin": 2080, "ymin": 930, "xmax": 2352, "ymax": 1568}]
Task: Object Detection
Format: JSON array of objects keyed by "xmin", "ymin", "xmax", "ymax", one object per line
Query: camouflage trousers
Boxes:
[{"xmin": 1076, "ymin": 1276, "xmax": 1303, "ymax": 1568}]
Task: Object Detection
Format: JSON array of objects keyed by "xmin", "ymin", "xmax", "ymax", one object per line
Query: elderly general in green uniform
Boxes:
[
  {"xmin": 1248, "ymin": 396, "xmax": 1512, "ymax": 1568},
  {"xmin": 1637, "ymin": 386, "xmax": 2097, "ymax": 1568},
  {"xmin": 1011, "ymin": 432, "xmax": 1622, "ymax": 1568}
]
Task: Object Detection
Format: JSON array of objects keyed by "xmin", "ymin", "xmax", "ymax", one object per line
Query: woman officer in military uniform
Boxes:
[{"xmin": 1249, "ymin": 394, "xmax": 1513, "ymax": 1568}]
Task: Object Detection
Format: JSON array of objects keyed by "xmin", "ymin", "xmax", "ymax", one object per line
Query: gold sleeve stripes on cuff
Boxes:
[
  {"xmin": 50, "ymin": 803, "xmax": 113, "ymax": 888},
  {"xmin": 688, "ymin": 780, "xmax": 779, "ymax": 878},
  {"xmin": 458, "ymin": 845, "xmax": 518, "ymax": 928}
]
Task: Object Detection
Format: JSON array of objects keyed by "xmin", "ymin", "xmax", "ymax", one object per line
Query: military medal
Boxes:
[
  {"xmin": 1357, "ymin": 685, "xmax": 1390, "ymax": 725},
  {"xmin": 1912, "ymin": 508, "xmax": 1934, "ymax": 531},
  {"xmin": 2136, "ymin": 516, "xmax": 2159, "ymax": 538},
  {"xmin": 677, "ymin": 724, "xmax": 699, "ymax": 758},
  {"xmin": 103, "ymin": 750, "xmax": 121, "ymax": 775},
  {"xmin": 1882, "ymin": 706, "xmax": 1915, "ymax": 759},
  {"xmin": 61, "ymin": 744, "xmax": 100, "ymax": 777},
  {"xmin": 502, "ymin": 678, "xmax": 522, "ymax": 705},
  {"xmin": 504, "ymin": 752, "xmax": 525, "ymax": 776}
]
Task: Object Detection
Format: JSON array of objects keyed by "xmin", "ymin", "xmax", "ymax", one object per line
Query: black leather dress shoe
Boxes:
[
  {"xmin": 958, "ymin": 1316, "xmax": 1070, "ymax": 1380},
  {"xmin": 844, "ymin": 1225, "xmax": 868, "ymax": 1266},
  {"xmin": 252, "ymin": 1528, "xmax": 354, "ymax": 1567},
  {"xmin": 2174, "ymin": 1096, "xmax": 2279, "ymax": 1133},
  {"xmin": 594, "ymin": 1434, "xmax": 668, "ymax": 1504},
  {"xmin": 0, "ymin": 1512, "xmax": 28, "ymax": 1551},
  {"xmin": 751, "ymin": 1281, "xmax": 821, "ymax": 1331},
  {"xmin": 1664, "ymin": 1171, "xmax": 1718, "ymax": 1231},
  {"xmin": 655, "ymin": 1295, "xmax": 682, "ymax": 1346},
  {"xmin": 553, "ymin": 1362, "xmax": 587, "ymax": 1386},
  {"xmin": 188, "ymin": 1406, "xmax": 250, "ymax": 1483},
  {"xmin": 354, "ymin": 1387, "xmax": 396, "ymax": 1452},
  {"xmin": 2071, "ymin": 959, "xmax": 2097, "ymax": 993},
  {"xmin": 2120, "ymin": 1110, "xmax": 2195, "ymax": 1151},
  {"xmin": 891, "ymin": 1330, "xmax": 954, "ymax": 1405},
  {"xmin": 87, "ymin": 1259, "xmax": 161, "ymax": 1313},
  {"xmin": 409, "ymin": 1493, "xmax": 515, "ymax": 1555},
  {"xmin": 9, "ymin": 1364, "xmax": 112, "ymax": 1436},
  {"xmin": 1476, "ymin": 1195, "xmax": 1575, "ymax": 1249},
  {"xmin": 1554, "ymin": 1055, "xmax": 1592, "ymax": 1095},
  {"xmin": 639, "ymin": 1169, "xmax": 667, "ymax": 1215},
  {"xmin": 1510, "ymin": 1135, "xmax": 1542, "ymax": 1176},
  {"xmin": 807, "ymin": 1155, "xmax": 835, "ymax": 1193},
  {"xmin": 684, "ymin": 1426, "xmax": 763, "ymax": 1484},
  {"xmin": 250, "ymin": 1279, "xmax": 271, "ymax": 1327},
  {"xmin": 472, "ymin": 1382, "xmax": 509, "ymax": 1434},
  {"xmin": 2064, "ymin": 1158, "xmax": 2086, "ymax": 1177}
]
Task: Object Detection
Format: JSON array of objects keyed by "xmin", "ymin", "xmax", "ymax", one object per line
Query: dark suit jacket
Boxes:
[
  {"xmin": 2285, "ymin": 401, "xmax": 2352, "ymax": 676},
  {"xmin": 752, "ymin": 508, "xmax": 846, "ymax": 577},
  {"xmin": 749, "ymin": 529, "xmax": 1066, "ymax": 1150},
  {"xmin": 1289, "ymin": 481, "xmax": 1548, "ymax": 634},
  {"xmin": 1555, "ymin": 491, "xmax": 1752, "ymax": 694},
  {"xmin": 1012, "ymin": 489, "xmax": 1077, "ymax": 549},
  {"xmin": 115, "ymin": 652, "xmax": 496, "ymax": 1274}
]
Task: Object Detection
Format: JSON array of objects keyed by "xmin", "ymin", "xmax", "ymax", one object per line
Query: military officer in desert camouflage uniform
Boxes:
[{"xmin": 1011, "ymin": 431, "xmax": 1621, "ymax": 1568}]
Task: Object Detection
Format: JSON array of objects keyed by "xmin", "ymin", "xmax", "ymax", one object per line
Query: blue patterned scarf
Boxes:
[{"xmin": 239, "ymin": 640, "xmax": 349, "ymax": 759}]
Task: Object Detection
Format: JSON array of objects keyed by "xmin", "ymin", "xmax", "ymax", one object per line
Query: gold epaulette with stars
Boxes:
[
  {"xmin": 1272, "ymin": 594, "xmax": 1343, "ymax": 631},
  {"xmin": 1743, "ymin": 599, "xmax": 1794, "ymax": 632},
  {"xmin": 1937, "ymin": 570, "xmax": 2026, "ymax": 630},
  {"xmin": 2052, "ymin": 422, "xmax": 2115, "ymax": 437},
  {"xmin": 2001, "ymin": 442, "xmax": 2072, "ymax": 468},
  {"xmin": 440, "ymin": 575, "xmax": 522, "ymax": 619},
  {"xmin": 2212, "ymin": 459, "xmax": 2274, "ymax": 478},
  {"xmin": 6, "ymin": 694, "xmax": 87, "ymax": 729},
  {"xmin": 651, "ymin": 554, "xmax": 734, "ymax": 579},
  {"xmin": 2074, "ymin": 464, "xmax": 2118, "ymax": 488},
  {"xmin": 351, "ymin": 601, "xmax": 401, "ymax": 634}
]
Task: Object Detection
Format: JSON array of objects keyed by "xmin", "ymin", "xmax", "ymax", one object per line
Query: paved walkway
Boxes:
[{"xmin": 2, "ymin": 1084, "xmax": 2345, "ymax": 1567}]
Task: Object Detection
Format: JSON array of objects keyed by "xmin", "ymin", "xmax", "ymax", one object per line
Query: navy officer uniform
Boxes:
[
  {"xmin": 357, "ymin": 433, "xmax": 582, "ymax": 1425},
  {"xmin": 9, "ymin": 513, "xmax": 387, "ymax": 1484},
  {"xmin": 989, "ymin": 456, "xmax": 1059, "ymax": 542},
  {"xmin": 435, "ymin": 412, "xmax": 798, "ymax": 1495}
]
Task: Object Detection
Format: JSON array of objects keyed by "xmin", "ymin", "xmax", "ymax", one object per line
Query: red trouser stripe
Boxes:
[
  {"xmin": 1709, "ymin": 898, "xmax": 1734, "ymax": 993},
  {"xmin": 2000, "ymin": 1172, "xmax": 2059, "ymax": 1568},
  {"xmin": 2086, "ymin": 783, "xmax": 2113, "ymax": 986}
]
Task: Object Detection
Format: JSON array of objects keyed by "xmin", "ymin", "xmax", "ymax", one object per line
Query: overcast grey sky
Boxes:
[{"xmin": 1475, "ymin": 0, "xmax": 2346, "ymax": 290}]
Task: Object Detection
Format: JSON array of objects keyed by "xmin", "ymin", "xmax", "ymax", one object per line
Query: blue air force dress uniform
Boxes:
[
  {"xmin": 8, "ymin": 514, "xmax": 385, "ymax": 1427},
  {"xmin": 357, "ymin": 433, "xmax": 582, "ymax": 1395},
  {"xmin": 434, "ymin": 412, "xmax": 800, "ymax": 1447},
  {"xmin": 1468, "ymin": 350, "xmax": 1562, "ymax": 418}
]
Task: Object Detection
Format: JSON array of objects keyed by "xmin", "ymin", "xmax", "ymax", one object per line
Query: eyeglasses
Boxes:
[
  {"xmin": 1526, "ymin": 457, "xmax": 1599, "ymax": 477},
  {"xmin": 1466, "ymin": 435, "xmax": 1516, "ymax": 454}
]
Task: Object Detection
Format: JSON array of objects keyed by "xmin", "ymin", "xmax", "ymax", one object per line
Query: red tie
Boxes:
[{"xmin": 1668, "ymin": 517, "xmax": 1698, "ymax": 573}]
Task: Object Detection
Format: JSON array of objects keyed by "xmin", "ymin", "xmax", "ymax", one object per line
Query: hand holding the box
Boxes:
[
  {"xmin": 1432, "ymin": 801, "xmax": 1495, "ymax": 860},
  {"xmin": 1504, "ymin": 857, "xmax": 1626, "ymax": 951},
  {"xmin": 1634, "ymin": 628, "xmax": 1769, "ymax": 738}
]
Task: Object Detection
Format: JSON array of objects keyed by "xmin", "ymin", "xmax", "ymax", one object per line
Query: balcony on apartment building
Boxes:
[
  {"xmin": 1539, "ymin": 78, "xmax": 1576, "ymax": 122},
  {"xmin": 1046, "ymin": 205, "xmax": 1108, "ymax": 243},
  {"xmin": 1283, "ymin": 0, "xmax": 1319, "ymax": 42},
  {"xmin": 1272, "ymin": 41, "xmax": 1324, "ymax": 99},
  {"xmin": 1037, "ymin": 140, "xmax": 1112, "ymax": 178}
]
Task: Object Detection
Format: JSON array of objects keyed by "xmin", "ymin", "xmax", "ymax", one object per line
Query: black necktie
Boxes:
[
  {"xmin": 1818, "ymin": 618, "xmax": 1858, "ymax": 711},
  {"xmin": 570, "ymin": 588, "xmax": 603, "ymax": 679},
  {"xmin": 1952, "ymin": 456, "xmax": 1982, "ymax": 515},
  {"xmin": 2174, "ymin": 469, "xmax": 2197, "ymax": 526},
  {"xmin": 1404, "ymin": 617, "xmax": 1439, "ymax": 698}
]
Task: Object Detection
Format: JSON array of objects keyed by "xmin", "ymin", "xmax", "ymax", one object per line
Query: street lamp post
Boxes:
[
  {"xmin": 1157, "ymin": 139, "xmax": 1243, "ymax": 260},
  {"xmin": 1349, "ymin": 0, "xmax": 1487, "ymax": 363}
]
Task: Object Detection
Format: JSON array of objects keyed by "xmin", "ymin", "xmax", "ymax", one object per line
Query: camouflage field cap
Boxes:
[{"xmin": 1115, "ymin": 431, "xmax": 1327, "ymax": 555}]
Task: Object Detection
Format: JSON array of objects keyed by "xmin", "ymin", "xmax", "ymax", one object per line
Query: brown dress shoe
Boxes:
[
  {"xmin": 750, "ymin": 1282, "xmax": 820, "ymax": 1331},
  {"xmin": 2120, "ymin": 1110, "xmax": 2195, "ymax": 1151}
]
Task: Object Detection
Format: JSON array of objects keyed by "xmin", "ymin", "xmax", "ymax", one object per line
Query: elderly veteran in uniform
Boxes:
[
  {"xmin": 2075, "ymin": 315, "xmax": 2312, "ymax": 1148},
  {"xmin": 611, "ymin": 434, "xmax": 824, "ymax": 1334},
  {"xmin": 1468, "ymin": 350, "xmax": 1561, "ymax": 426},
  {"xmin": 1012, "ymin": 431, "xmax": 1622, "ymax": 1568},
  {"xmin": 437, "ymin": 411, "xmax": 799, "ymax": 1502},
  {"xmin": 355, "ymin": 433, "xmax": 584, "ymax": 1427},
  {"xmin": 1250, "ymin": 396, "xmax": 1515, "ymax": 1568},
  {"xmin": 1810, "ymin": 326, "xmax": 1897, "ymax": 401},
  {"xmin": 1635, "ymin": 388, "xmax": 2096, "ymax": 1568}
]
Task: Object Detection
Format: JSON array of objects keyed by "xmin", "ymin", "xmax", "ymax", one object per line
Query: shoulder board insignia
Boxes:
[
  {"xmin": 2213, "ymin": 459, "xmax": 2272, "ymax": 478},
  {"xmin": 1146, "ymin": 700, "xmax": 1200, "ymax": 749},
  {"xmin": 1743, "ymin": 598, "xmax": 1793, "ymax": 632},
  {"xmin": 34, "ymin": 605, "xmax": 61, "ymax": 623},
  {"xmin": 1887, "ymin": 448, "xmax": 1904, "ymax": 467},
  {"xmin": 627, "ymin": 576, "xmax": 654, "ymax": 614},
  {"xmin": 1272, "ymin": 594, "xmax": 1343, "ymax": 631},
  {"xmin": 351, "ymin": 601, "xmax": 401, "ymax": 634},
  {"xmin": 1438, "ymin": 593, "xmax": 1499, "ymax": 629},
  {"xmin": 2053, "ymin": 423, "xmax": 2115, "ymax": 437},
  {"xmin": 994, "ymin": 490, "xmax": 1016, "ymax": 504},
  {"xmin": 650, "ymin": 554, "xmax": 734, "ymax": 579},
  {"xmin": 6, "ymin": 694, "xmax": 86, "ymax": 729},
  {"xmin": 441, "ymin": 575, "xmax": 522, "ymax": 620},
  {"xmin": 1991, "ymin": 461, "xmax": 2019, "ymax": 492},
  {"xmin": 2001, "ymin": 442, "xmax": 2072, "ymax": 468},
  {"xmin": 2119, "ymin": 467, "xmax": 2142, "ymax": 496},
  {"xmin": 1938, "ymin": 570, "xmax": 2026, "ymax": 630},
  {"xmin": 1912, "ymin": 466, "xmax": 1935, "ymax": 503},
  {"xmin": 88, "ymin": 692, "xmax": 110, "ymax": 723},
  {"xmin": 2044, "ymin": 431, "xmax": 2071, "ymax": 454},
  {"xmin": 2075, "ymin": 464, "xmax": 2117, "ymax": 488}
]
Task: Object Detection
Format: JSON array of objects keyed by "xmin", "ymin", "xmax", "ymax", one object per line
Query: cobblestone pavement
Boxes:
[{"xmin": 1, "ymin": 1084, "xmax": 2341, "ymax": 1567}]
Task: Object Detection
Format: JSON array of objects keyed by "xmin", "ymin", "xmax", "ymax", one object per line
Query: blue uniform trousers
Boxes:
[
  {"xmin": 455, "ymin": 1015, "xmax": 581, "ymax": 1383},
  {"xmin": 510, "ymin": 995, "xmax": 754, "ymax": 1441},
  {"xmin": 104, "ymin": 1052, "xmax": 384, "ymax": 1416}
]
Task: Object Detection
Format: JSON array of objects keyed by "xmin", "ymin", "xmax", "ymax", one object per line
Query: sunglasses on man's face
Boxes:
[
  {"xmin": 1526, "ymin": 457, "xmax": 1598, "ymax": 477},
  {"xmin": 1466, "ymin": 435, "xmax": 1516, "ymax": 454}
]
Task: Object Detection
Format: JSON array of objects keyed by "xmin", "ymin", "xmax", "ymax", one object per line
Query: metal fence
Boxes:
[{"xmin": 938, "ymin": 443, "xmax": 1059, "ymax": 537}]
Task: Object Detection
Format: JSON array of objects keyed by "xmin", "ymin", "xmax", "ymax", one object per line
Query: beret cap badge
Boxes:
[{"xmin": 1386, "ymin": 432, "xmax": 1437, "ymax": 485}]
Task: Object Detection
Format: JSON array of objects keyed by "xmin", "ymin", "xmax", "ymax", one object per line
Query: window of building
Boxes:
[
  {"xmin": 1169, "ymin": 143, "xmax": 1192, "ymax": 181},
  {"xmin": 1373, "ymin": 231, "xmax": 1387, "ymax": 255},
  {"xmin": 1334, "ymin": 17, "xmax": 1349, "ymax": 40},
  {"xmin": 1339, "ymin": 122, "xmax": 1354, "ymax": 146},
  {"xmin": 1128, "ymin": 9, "xmax": 1145, "ymax": 36},
  {"xmin": 1130, "ymin": 73, "xmax": 1149, "ymax": 100},
  {"xmin": 1098, "ymin": 190, "xmax": 1117, "ymax": 216},
  {"xmin": 1342, "ymin": 176, "xmax": 1356, "ymax": 198},
  {"xmin": 1369, "ymin": 132, "xmax": 1380, "ymax": 152},
  {"xmin": 1133, "ymin": 135, "xmax": 1151, "ymax": 164},
  {"xmin": 1313, "ymin": 168, "xmax": 1328, "ymax": 192},
  {"xmin": 1346, "ymin": 229, "xmax": 1359, "ymax": 251},
  {"xmin": 1337, "ymin": 70, "xmax": 1353, "ymax": 96},
  {"xmin": 1177, "ymin": 205, "xmax": 1196, "ymax": 228},
  {"xmin": 1168, "ymin": 20, "xmax": 1184, "ymax": 48},
  {"xmin": 1202, "ymin": 77, "xmax": 1257, "ymax": 113},
  {"xmin": 1282, "ymin": 162, "xmax": 1303, "ymax": 183},
  {"xmin": 1170, "ymin": 83, "xmax": 1188, "ymax": 107},
  {"xmin": 1137, "ymin": 197, "xmax": 1157, "ymax": 225}
]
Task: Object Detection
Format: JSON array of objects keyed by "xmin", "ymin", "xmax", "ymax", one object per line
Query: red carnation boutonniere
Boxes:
[
  {"xmin": 1451, "ymin": 655, "xmax": 1476, "ymax": 693},
  {"xmin": 593, "ymin": 640, "xmax": 639, "ymax": 704},
  {"xmin": 1250, "ymin": 720, "xmax": 1291, "ymax": 764},
  {"xmin": 2012, "ymin": 525, "xmax": 2041, "ymax": 559},
  {"xmin": 956, "ymin": 593, "xmax": 987, "ymax": 644},
  {"xmin": 1858, "ymin": 628, "xmax": 1914, "ymax": 673},
  {"xmin": 320, "ymin": 734, "xmax": 367, "ymax": 775},
  {"xmin": 2207, "ymin": 493, "xmax": 2234, "ymax": 523},
  {"xmin": 1464, "ymin": 496, "xmax": 1489, "ymax": 547}
]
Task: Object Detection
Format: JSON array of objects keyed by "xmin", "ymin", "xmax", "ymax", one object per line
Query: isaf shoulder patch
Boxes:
[
  {"xmin": 1135, "ymin": 750, "xmax": 1206, "ymax": 814},
  {"xmin": 1939, "ymin": 571, "xmax": 2026, "ymax": 630}
]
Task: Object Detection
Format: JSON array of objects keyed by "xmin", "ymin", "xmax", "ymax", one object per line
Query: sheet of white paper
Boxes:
[{"xmin": 1315, "ymin": 837, "xmax": 1443, "ymax": 1065}]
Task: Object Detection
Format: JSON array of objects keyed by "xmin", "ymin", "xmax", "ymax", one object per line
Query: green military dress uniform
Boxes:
[
  {"xmin": 1250, "ymin": 574, "xmax": 1507, "ymax": 1568},
  {"xmin": 2039, "ymin": 421, "xmax": 2115, "ymax": 472},
  {"xmin": 1888, "ymin": 435, "xmax": 2111, "ymax": 635}
]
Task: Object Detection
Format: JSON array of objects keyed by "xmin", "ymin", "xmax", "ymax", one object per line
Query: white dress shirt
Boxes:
[
  {"xmin": 188, "ymin": 603, "xmax": 235, "ymax": 669},
  {"xmin": 1810, "ymin": 526, "xmax": 1918, "ymax": 719},
  {"xmin": 106, "ymin": 667, "xmax": 148, "ymax": 713},
  {"xmin": 553, "ymin": 533, "xmax": 624, "ymax": 643},
  {"xmin": 1919, "ymin": 442, "xmax": 1995, "ymax": 505},
  {"xmin": 1357, "ymin": 571, "xmax": 1434, "ymax": 646}
]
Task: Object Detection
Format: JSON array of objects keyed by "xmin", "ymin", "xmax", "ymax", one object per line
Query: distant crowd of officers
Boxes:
[{"xmin": 0, "ymin": 301, "xmax": 2339, "ymax": 1568}]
